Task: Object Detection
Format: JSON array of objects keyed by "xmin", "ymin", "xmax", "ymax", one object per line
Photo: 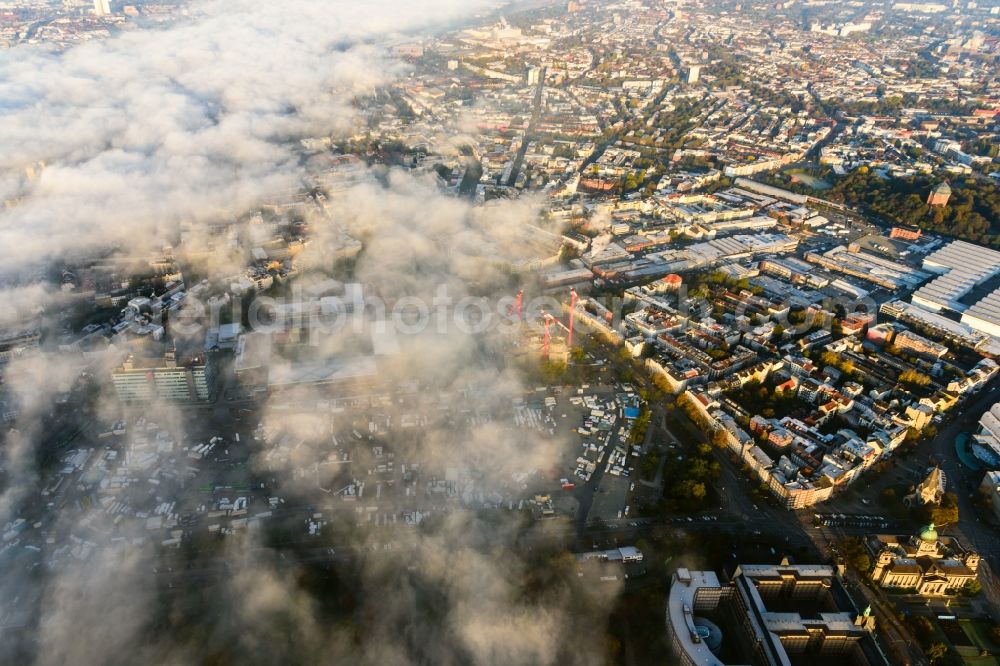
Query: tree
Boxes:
[
  {"xmin": 687, "ymin": 458, "xmax": 710, "ymax": 480},
  {"xmin": 711, "ymin": 428, "xmax": 730, "ymax": 449},
  {"xmin": 899, "ymin": 369, "xmax": 932, "ymax": 388},
  {"xmin": 906, "ymin": 615, "xmax": 934, "ymax": 644},
  {"xmin": 686, "ymin": 481, "xmax": 707, "ymax": 502},
  {"xmin": 629, "ymin": 408, "xmax": 651, "ymax": 446},
  {"xmin": 540, "ymin": 359, "xmax": 567, "ymax": 384},
  {"xmin": 839, "ymin": 536, "xmax": 871, "ymax": 574},
  {"xmin": 603, "ymin": 634, "xmax": 622, "ymax": 662},
  {"xmin": 557, "ymin": 243, "xmax": 580, "ymax": 264},
  {"xmin": 641, "ymin": 451, "xmax": 660, "ymax": 480},
  {"xmin": 927, "ymin": 492, "xmax": 959, "ymax": 526},
  {"xmin": 925, "ymin": 642, "xmax": 948, "ymax": 663},
  {"xmin": 826, "ymin": 170, "xmax": 1000, "ymax": 246}
]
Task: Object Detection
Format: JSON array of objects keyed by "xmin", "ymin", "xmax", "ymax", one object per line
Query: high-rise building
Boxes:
[
  {"xmin": 94, "ymin": 0, "xmax": 111, "ymax": 16},
  {"xmin": 687, "ymin": 65, "xmax": 701, "ymax": 84},
  {"xmin": 112, "ymin": 348, "xmax": 215, "ymax": 402}
]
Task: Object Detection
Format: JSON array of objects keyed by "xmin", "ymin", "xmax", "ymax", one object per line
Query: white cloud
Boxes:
[{"xmin": 0, "ymin": 0, "xmax": 491, "ymax": 265}]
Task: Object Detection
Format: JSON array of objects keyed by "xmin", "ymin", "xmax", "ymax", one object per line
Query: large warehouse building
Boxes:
[{"xmin": 911, "ymin": 240, "xmax": 1000, "ymax": 340}]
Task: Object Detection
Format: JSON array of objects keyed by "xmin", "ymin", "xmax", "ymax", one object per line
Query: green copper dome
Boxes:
[{"xmin": 919, "ymin": 523, "xmax": 938, "ymax": 542}]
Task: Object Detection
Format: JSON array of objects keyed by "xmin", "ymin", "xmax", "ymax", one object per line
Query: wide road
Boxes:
[
  {"xmin": 926, "ymin": 380, "xmax": 1000, "ymax": 618},
  {"xmin": 815, "ymin": 377, "xmax": 1000, "ymax": 622},
  {"xmin": 505, "ymin": 67, "xmax": 546, "ymax": 187}
]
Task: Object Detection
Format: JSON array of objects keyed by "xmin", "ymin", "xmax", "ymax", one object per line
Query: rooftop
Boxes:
[{"xmin": 668, "ymin": 568, "xmax": 725, "ymax": 666}]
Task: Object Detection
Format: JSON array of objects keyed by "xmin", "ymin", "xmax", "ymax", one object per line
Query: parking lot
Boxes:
[{"xmin": 815, "ymin": 513, "xmax": 899, "ymax": 531}]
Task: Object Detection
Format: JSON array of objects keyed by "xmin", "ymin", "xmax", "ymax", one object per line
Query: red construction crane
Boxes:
[
  {"xmin": 542, "ymin": 313, "xmax": 553, "ymax": 359},
  {"xmin": 515, "ymin": 289, "xmax": 523, "ymax": 322},
  {"xmin": 568, "ymin": 288, "xmax": 578, "ymax": 349}
]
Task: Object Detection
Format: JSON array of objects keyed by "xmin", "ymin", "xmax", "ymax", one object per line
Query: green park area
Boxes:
[
  {"xmin": 949, "ymin": 619, "xmax": 1000, "ymax": 665},
  {"xmin": 911, "ymin": 616, "xmax": 1000, "ymax": 665}
]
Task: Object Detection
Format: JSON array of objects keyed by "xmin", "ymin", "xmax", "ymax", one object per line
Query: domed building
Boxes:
[{"xmin": 868, "ymin": 523, "xmax": 979, "ymax": 596}]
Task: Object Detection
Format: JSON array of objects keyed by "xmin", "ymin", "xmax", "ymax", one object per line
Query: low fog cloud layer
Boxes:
[
  {"xmin": 0, "ymin": 0, "xmax": 486, "ymax": 268},
  {"xmin": 0, "ymin": 1, "xmax": 627, "ymax": 664}
]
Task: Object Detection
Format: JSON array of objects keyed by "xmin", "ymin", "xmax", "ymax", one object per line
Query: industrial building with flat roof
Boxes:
[
  {"xmin": 962, "ymin": 287, "xmax": 1000, "ymax": 339},
  {"xmin": 804, "ymin": 245, "xmax": 928, "ymax": 291},
  {"xmin": 880, "ymin": 300, "xmax": 1000, "ymax": 356},
  {"xmin": 913, "ymin": 240, "xmax": 1000, "ymax": 314},
  {"xmin": 908, "ymin": 241, "xmax": 1000, "ymax": 342},
  {"xmin": 234, "ymin": 329, "xmax": 380, "ymax": 393}
]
